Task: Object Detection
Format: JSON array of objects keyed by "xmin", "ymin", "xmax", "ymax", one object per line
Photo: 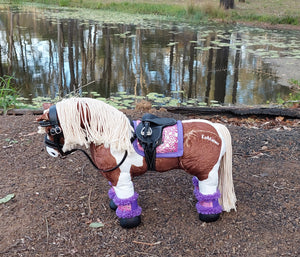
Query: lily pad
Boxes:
[{"xmin": 167, "ymin": 42, "xmax": 178, "ymax": 47}]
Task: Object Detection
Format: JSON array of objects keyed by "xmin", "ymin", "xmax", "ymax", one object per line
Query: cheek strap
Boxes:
[{"xmin": 44, "ymin": 135, "xmax": 128, "ymax": 173}]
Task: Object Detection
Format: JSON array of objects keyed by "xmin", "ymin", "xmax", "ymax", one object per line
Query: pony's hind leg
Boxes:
[{"xmin": 193, "ymin": 162, "xmax": 223, "ymax": 222}]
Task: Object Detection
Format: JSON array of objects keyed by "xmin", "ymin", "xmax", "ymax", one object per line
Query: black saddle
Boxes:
[{"xmin": 135, "ymin": 113, "xmax": 177, "ymax": 171}]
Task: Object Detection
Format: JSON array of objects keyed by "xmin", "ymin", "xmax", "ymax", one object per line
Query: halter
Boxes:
[{"xmin": 39, "ymin": 105, "xmax": 128, "ymax": 173}]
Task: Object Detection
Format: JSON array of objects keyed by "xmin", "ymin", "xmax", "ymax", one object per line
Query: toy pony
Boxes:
[{"xmin": 37, "ymin": 97, "xmax": 236, "ymax": 228}]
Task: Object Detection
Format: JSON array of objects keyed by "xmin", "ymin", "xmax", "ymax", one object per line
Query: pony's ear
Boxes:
[
  {"xmin": 36, "ymin": 103, "xmax": 53, "ymax": 122},
  {"xmin": 42, "ymin": 102, "xmax": 53, "ymax": 110},
  {"xmin": 36, "ymin": 109, "xmax": 49, "ymax": 122}
]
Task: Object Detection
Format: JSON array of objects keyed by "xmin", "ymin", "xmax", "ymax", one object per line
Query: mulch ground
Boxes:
[{"xmin": 0, "ymin": 110, "xmax": 299, "ymax": 256}]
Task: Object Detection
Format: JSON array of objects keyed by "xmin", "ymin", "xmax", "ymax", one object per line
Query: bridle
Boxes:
[{"xmin": 39, "ymin": 105, "xmax": 128, "ymax": 173}]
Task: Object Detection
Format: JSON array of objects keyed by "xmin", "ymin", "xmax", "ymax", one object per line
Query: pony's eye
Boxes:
[
  {"xmin": 55, "ymin": 126, "xmax": 62, "ymax": 134},
  {"xmin": 50, "ymin": 128, "xmax": 56, "ymax": 135},
  {"xmin": 50, "ymin": 126, "xmax": 62, "ymax": 135}
]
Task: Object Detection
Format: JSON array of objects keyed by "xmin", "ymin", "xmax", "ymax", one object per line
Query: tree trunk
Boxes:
[
  {"xmin": 220, "ymin": 0, "xmax": 235, "ymax": 9},
  {"xmin": 165, "ymin": 106, "xmax": 300, "ymax": 119}
]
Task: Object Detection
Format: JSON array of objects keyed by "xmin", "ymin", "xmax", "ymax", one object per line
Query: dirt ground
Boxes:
[{"xmin": 0, "ymin": 110, "xmax": 299, "ymax": 256}]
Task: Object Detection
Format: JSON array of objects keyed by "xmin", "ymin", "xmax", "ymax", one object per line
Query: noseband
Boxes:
[
  {"xmin": 39, "ymin": 105, "xmax": 68, "ymax": 156},
  {"xmin": 39, "ymin": 105, "xmax": 128, "ymax": 172}
]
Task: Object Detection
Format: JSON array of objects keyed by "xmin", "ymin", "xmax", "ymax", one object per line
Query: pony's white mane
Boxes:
[{"xmin": 56, "ymin": 97, "xmax": 134, "ymax": 153}]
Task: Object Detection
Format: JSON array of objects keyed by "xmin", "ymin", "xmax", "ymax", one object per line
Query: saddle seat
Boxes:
[{"xmin": 135, "ymin": 113, "xmax": 177, "ymax": 171}]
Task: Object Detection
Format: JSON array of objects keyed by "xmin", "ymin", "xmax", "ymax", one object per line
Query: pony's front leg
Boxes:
[
  {"xmin": 193, "ymin": 163, "xmax": 222, "ymax": 222},
  {"xmin": 109, "ymin": 151, "xmax": 143, "ymax": 228},
  {"xmin": 113, "ymin": 174, "xmax": 142, "ymax": 228}
]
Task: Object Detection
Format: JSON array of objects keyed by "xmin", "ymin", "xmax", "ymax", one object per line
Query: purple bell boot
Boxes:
[
  {"xmin": 108, "ymin": 186, "xmax": 118, "ymax": 211},
  {"xmin": 113, "ymin": 192, "xmax": 142, "ymax": 228},
  {"xmin": 192, "ymin": 176, "xmax": 223, "ymax": 222}
]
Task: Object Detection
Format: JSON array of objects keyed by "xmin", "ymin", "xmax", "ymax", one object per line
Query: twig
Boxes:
[
  {"xmin": 88, "ymin": 188, "xmax": 93, "ymax": 215},
  {"xmin": 45, "ymin": 217, "xmax": 49, "ymax": 244},
  {"xmin": 64, "ymin": 80, "xmax": 96, "ymax": 98},
  {"xmin": 101, "ymin": 203, "xmax": 107, "ymax": 211},
  {"xmin": 0, "ymin": 240, "xmax": 21, "ymax": 254},
  {"xmin": 134, "ymin": 251, "xmax": 159, "ymax": 256},
  {"xmin": 54, "ymin": 189, "xmax": 62, "ymax": 203},
  {"xmin": 133, "ymin": 240, "xmax": 161, "ymax": 246},
  {"xmin": 273, "ymin": 182, "xmax": 297, "ymax": 191},
  {"xmin": 234, "ymin": 178, "xmax": 253, "ymax": 187},
  {"xmin": 81, "ymin": 163, "xmax": 87, "ymax": 180}
]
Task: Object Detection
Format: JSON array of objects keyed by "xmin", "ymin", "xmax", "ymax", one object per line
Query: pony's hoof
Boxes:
[
  {"xmin": 199, "ymin": 213, "xmax": 220, "ymax": 223},
  {"xmin": 109, "ymin": 199, "xmax": 118, "ymax": 211},
  {"xmin": 119, "ymin": 216, "xmax": 141, "ymax": 228}
]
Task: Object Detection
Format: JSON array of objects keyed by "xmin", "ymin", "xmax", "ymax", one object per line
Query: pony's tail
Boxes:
[{"xmin": 216, "ymin": 124, "xmax": 237, "ymax": 212}]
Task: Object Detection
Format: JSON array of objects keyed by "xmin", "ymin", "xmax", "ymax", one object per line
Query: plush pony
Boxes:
[{"xmin": 37, "ymin": 97, "xmax": 236, "ymax": 228}]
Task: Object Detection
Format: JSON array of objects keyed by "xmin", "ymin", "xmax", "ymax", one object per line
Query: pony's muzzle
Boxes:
[{"xmin": 46, "ymin": 146, "xmax": 59, "ymax": 157}]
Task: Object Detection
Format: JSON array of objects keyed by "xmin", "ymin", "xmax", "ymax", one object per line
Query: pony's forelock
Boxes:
[{"xmin": 56, "ymin": 98, "xmax": 134, "ymax": 153}]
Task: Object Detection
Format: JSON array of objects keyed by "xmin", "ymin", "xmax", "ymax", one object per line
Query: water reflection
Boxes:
[{"xmin": 0, "ymin": 6, "xmax": 295, "ymax": 105}]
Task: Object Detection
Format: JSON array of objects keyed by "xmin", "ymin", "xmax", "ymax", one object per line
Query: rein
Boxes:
[{"xmin": 39, "ymin": 105, "xmax": 128, "ymax": 173}]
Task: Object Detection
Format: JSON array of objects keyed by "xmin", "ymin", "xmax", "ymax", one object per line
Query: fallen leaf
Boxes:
[
  {"xmin": 0, "ymin": 193, "xmax": 15, "ymax": 204},
  {"xmin": 89, "ymin": 222, "xmax": 104, "ymax": 228},
  {"xmin": 275, "ymin": 116, "xmax": 284, "ymax": 122},
  {"xmin": 283, "ymin": 126, "xmax": 292, "ymax": 131}
]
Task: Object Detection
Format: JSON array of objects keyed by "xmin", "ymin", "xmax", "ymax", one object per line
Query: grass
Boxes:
[
  {"xmin": 0, "ymin": 75, "xmax": 19, "ymax": 114},
  {"xmin": 3, "ymin": 0, "xmax": 300, "ymax": 25},
  {"xmin": 272, "ymin": 79, "xmax": 300, "ymax": 107},
  {"xmin": 285, "ymin": 79, "xmax": 300, "ymax": 106}
]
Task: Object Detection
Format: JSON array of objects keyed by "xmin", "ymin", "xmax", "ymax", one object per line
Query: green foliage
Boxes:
[
  {"xmin": 201, "ymin": 2, "xmax": 227, "ymax": 19},
  {"xmin": 100, "ymin": 2, "xmax": 187, "ymax": 18},
  {"xmin": 287, "ymin": 79, "xmax": 300, "ymax": 101},
  {"xmin": 231, "ymin": 11, "xmax": 299, "ymax": 25},
  {"xmin": 3, "ymin": 0, "xmax": 300, "ymax": 26},
  {"xmin": 0, "ymin": 75, "xmax": 19, "ymax": 114},
  {"xmin": 59, "ymin": 0, "xmax": 70, "ymax": 7},
  {"xmin": 275, "ymin": 79, "xmax": 300, "ymax": 107}
]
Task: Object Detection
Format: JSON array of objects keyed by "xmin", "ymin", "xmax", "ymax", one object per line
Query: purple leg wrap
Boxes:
[
  {"xmin": 193, "ymin": 177, "xmax": 223, "ymax": 215},
  {"xmin": 108, "ymin": 187, "xmax": 116, "ymax": 200},
  {"xmin": 113, "ymin": 193, "xmax": 142, "ymax": 219}
]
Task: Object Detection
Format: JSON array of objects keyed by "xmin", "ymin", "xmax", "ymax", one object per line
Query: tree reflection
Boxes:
[
  {"xmin": 101, "ymin": 25, "xmax": 112, "ymax": 98},
  {"xmin": 0, "ymin": 45, "xmax": 3, "ymax": 76},
  {"xmin": 57, "ymin": 21, "xmax": 65, "ymax": 97},
  {"xmin": 68, "ymin": 20, "xmax": 76, "ymax": 93},
  {"xmin": 0, "ymin": 8, "xmax": 290, "ymax": 105},
  {"xmin": 187, "ymin": 32, "xmax": 197, "ymax": 99},
  {"xmin": 232, "ymin": 33, "xmax": 241, "ymax": 104},
  {"xmin": 214, "ymin": 36, "xmax": 230, "ymax": 104},
  {"xmin": 205, "ymin": 34, "xmax": 215, "ymax": 104}
]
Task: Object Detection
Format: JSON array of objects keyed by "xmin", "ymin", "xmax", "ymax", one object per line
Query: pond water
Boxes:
[{"xmin": 1, "ymin": 5, "xmax": 300, "ymax": 107}]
